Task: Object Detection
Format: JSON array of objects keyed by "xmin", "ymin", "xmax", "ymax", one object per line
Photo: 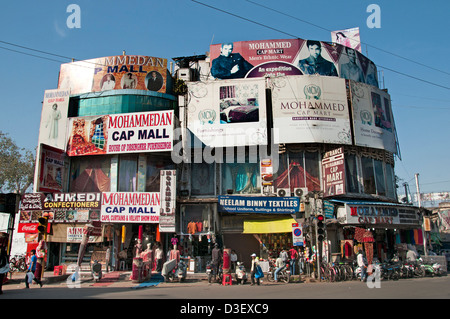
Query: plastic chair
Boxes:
[{"xmin": 222, "ymin": 274, "xmax": 232, "ymax": 286}]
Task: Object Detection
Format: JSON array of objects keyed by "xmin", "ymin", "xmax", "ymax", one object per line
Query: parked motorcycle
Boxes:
[
  {"xmin": 432, "ymin": 262, "xmax": 445, "ymax": 276},
  {"xmin": 417, "ymin": 258, "xmax": 435, "ymax": 277},
  {"xmin": 206, "ymin": 261, "xmax": 222, "ymax": 283},
  {"xmin": 175, "ymin": 259, "xmax": 187, "ymax": 282},
  {"xmin": 91, "ymin": 260, "xmax": 102, "ymax": 282},
  {"xmin": 235, "ymin": 261, "xmax": 247, "ymax": 285}
]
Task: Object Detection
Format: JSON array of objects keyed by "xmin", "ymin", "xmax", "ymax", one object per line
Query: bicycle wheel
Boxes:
[{"xmin": 267, "ymin": 271, "xmax": 274, "ymax": 282}]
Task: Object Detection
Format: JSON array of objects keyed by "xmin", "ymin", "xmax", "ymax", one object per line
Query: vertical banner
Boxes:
[
  {"xmin": 322, "ymin": 147, "xmax": 346, "ymax": 197},
  {"xmin": 37, "ymin": 144, "xmax": 66, "ymax": 193},
  {"xmin": 159, "ymin": 170, "xmax": 176, "ymax": 232},
  {"xmin": 38, "ymin": 89, "xmax": 70, "ymax": 151},
  {"xmin": 292, "ymin": 223, "xmax": 304, "ymax": 246},
  {"xmin": 260, "ymin": 158, "xmax": 274, "ymax": 195}
]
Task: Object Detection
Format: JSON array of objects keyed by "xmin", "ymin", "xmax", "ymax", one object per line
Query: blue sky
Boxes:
[{"xmin": 0, "ymin": 0, "xmax": 449, "ymax": 199}]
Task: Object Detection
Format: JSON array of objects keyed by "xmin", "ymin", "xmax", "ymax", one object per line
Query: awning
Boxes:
[{"xmin": 243, "ymin": 217, "xmax": 297, "ymax": 234}]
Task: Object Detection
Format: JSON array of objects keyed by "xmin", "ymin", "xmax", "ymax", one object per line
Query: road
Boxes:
[{"xmin": 2, "ymin": 274, "xmax": 449, "ymax": 300}]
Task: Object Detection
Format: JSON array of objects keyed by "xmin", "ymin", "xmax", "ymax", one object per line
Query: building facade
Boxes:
[{"xmin": 16, "ymin": 37, "xmax": 427, "ymax": 275}]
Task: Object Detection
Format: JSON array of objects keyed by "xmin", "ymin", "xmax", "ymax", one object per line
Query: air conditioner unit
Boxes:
[
  {"xmin": 276, "ymin": 188, "xmax": 291, "ymax": 197},
  {"xmin": 293, "ymin": 188, "xmax": 308, "ymax": 199}
]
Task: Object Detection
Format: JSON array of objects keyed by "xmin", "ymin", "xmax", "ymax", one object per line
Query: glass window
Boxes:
[
  {"xmin": 69, "ymin": 156, "xmax": 111, "ymax": 192},
  {"xmin": 374, "ymin": 160, "xmax": 386, "ymax": 196},
  {"xmin": 118, "ymin": 154, "xmax": 138, "ymax": 192},
  {"xmin": 361, "ymin": 157, "xmax": 376, "ymax": 195},
  {"xmin": 345, "ymin": 153, "xmax": 359, "ymax": 193},
  {"xmin": 145, "ymin": 155, "xmax": 175, "ymax": 192},
  {"xmin": 385, "ymin": 163, "xmax": 396, "ymax": 199},
  {"xmin": 222, "ymin": 162, "xmax": 260, "ymax": 195},
  {"xmin": 305, "ymin": 151, "xmax": 320, "ymax": 191},
  {"xmin": 191, "ymin": 162, "xmax": 215, "ymax": 196}
]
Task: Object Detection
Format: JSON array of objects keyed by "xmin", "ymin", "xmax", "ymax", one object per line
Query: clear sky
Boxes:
[{"xmin": 0, "ymin": 0, "xmax": 449, "ymax": 199}]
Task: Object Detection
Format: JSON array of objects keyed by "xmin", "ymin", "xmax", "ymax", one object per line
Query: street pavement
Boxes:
[{"xmin": 2, "ymin": 270, "xmax": 449, "ymax": 300}]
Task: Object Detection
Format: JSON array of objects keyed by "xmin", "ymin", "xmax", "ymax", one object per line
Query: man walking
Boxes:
[{"xmin": 25, "ymin": 250, "xmax": 43, "ymax": 288}]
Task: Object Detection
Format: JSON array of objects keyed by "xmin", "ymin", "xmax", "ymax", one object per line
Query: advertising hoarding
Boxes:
[
  {"xmin": 38, "ymin": 89, "xmax": 70, "ymax": 151},
  {"xmin": 210, "ymin": 38, "xmax": 378, "ymax": 88},
  {"xmin": 271, "ymin": 76, "xmax": 351, "ymax": 144},
  {"xmin": 331, "ymin": 27, "xmax": 362, "ymax": 53},
  {"xmin": 322, "ymin": 147, "xmax": 346, "ymax": 197},
  {"xmin": 66, "ymin": 110, "xmax": 174, "ymax": 156},
  {"xmin": 350, "ymin": 80, "xmax": 397, "ymax": 154},
  {"xmin": 58, "ymin": 55, "xmax": 168, "ymax": 95},
  {"xmin": 187, "ymin": 78, "xmax": 267, "ymax": 147},
  {"xmin": 36, "ymin": 144, "xmax": 66, "ymax": 193}
]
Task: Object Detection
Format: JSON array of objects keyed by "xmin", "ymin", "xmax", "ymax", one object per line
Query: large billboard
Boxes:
[
  {"xmin": 271, "ymin": 76, "xmax": 351, "ymax": 144},
  {"xmin": 350, "ymin": 80, "xmax": 397, "ymax": 154},
  {"xmin": 210, "ymin": 38, "xmax": 378, "ymax": 88},
  {"xmin": 58, "ymin": 55, "xmax": 168, "ymax": 95},
  {"xmin": 66, "ymin": 110, "xmax": 174, "ymax": 156},
  {"xmin": 187, "ymin": 77, "xmax": 267, "ymax": 147}
]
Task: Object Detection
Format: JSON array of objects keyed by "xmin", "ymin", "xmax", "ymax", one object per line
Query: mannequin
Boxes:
[
  {"xmin": 169, "ymin": 244, "xmax": 180, "ymax": 264},
  {"xmin": 135, "ymin": 239, "xmax": 143, "ymax": 258}
]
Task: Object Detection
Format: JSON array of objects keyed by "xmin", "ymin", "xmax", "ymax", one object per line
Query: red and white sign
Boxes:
[{"xmin": 18, "ymin": 223, "xmax": 39, "ymax": 233}]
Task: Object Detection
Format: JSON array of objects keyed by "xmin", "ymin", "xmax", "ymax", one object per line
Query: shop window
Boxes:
[
  {"xmin": 275, "ymin": 150, "xmax": 320, "ymax": 192},
  {"xmin": 345, "ymin": 153, "xmax": 359, "ymax": 193},
  {"xmin": 305, "ymin": 151, "xmax": 320, "ymax": 191},
  {"xmin": 361, "ymin": 156, "xmax": 376, "ymax": 195},
  {"xmin": 191, "ymin": 162, "xmax": 215, "ymax": 196},
  {"xmin": 385, "ymin": 163, "xmax": 396, "ymax": 199},
  {"xmin": 374, "ymin": 160, "xmax": 386, "ymax": 196},
  {"xmin": 118, "ymin": 154, "xmax": 138, "ymax": 192},
  {"xmin": 222, "ymin": 161, "xmax": 260, "ymax": 195},
  {"xmin": 69, "ymin": 156, "xmax": 111, "ymax": 192},
  {"xmin": 145, "ymin": 155, "xmax": 175, "ymax": 192},
  {"xmin": 181, "ymin": 204, "xmax": 213, "ymax": 235}
]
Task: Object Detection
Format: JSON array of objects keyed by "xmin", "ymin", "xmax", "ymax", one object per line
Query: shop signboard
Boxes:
[
  {"xmin": 322, "ymin": 147, "xmax": 346, "ymax": 197},
  {"xmin": 292, "ymin": 223, "xmax": 304, "ymax": 246},
  {"xmin": 100, "ymin": 192, "xmax": 160, "ymax": 223},
  {"xmin": 336, "ymin": 201, "xmax": 420, "ymax": 226},
  {"xmin": 66, "ymin": 110, "xmax": 174, "ymax": 156},
  {"xmin": 271, "ymin": 76, "xmax": 351, "ymax": 145},
  {"xmin": 210, "ymin": 38, "xmax": 378, "ymax": 87},
  {"xmin": 67, "ymin": 226, "xmax": 98, "ymax": 243},
  {"xmin": 186, "ymin": 77, "xmax": 267, "ymax": 148},
  {"xmin": 58, "ymin": 55, "xmax": 168, "ymax": 95},
  {"xmin": 159, "ymin": 170, "xmax": 176, "ymax": 232},
  {"xmin": 19, "ymin": 193, "xmax": 102, "ymax": 224},
  {"xmin": 350, "ymin": 80, "xmax": 397, "ymax": 154},
  {"xmin": 218, "ymin": 195, "xmax": 300, "ymax": 214}
]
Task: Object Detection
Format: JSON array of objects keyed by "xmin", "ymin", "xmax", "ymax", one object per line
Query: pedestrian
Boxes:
[
  {"xmin": 288, "ymin": 246, "xmax": 298, "ymax": 276},
  {"xmin": 274, "ymin": 254, "xmax": 286, "ymax": 282},
  {"xmin": 230, "ymin": 250, "xmax": 237, "ymax": 272},
  {"xmin": 211, "ymin": 243, "xmax": 222, "ymax": 281},
  {"xmin": 298, "ymin": 247, "xmax": 305, "ymax": 275},
  {"xmin": 0, "ymin": 247, "xmax": 9, "ymax": 294},
  {"xmin": 25, "ymin": 249, "xmax": 43, "ymax": 288},
  {"xmin": 357, "ymin": 249, "xmax": 368, "ymax": 282},
  {"xmin": 250, "ymin": 253, "xmax": 260, "ymax": 286}
]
